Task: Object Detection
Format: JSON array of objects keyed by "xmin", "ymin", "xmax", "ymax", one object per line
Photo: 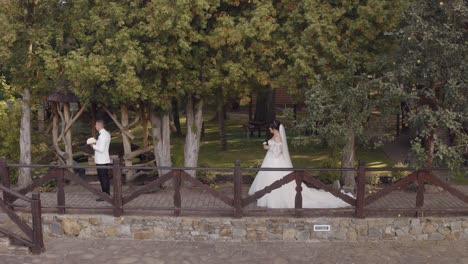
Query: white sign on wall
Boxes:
[{"xmin": 313, "ymin": 225, "xmax": 331, "ymax": 232}]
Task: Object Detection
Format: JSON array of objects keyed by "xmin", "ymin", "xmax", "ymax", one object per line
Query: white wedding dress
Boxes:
[{"xmin": 248, "ymin": 125, "xmax": 351, "ymax": 208}]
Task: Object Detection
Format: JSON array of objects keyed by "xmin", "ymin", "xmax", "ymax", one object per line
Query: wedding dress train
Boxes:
[{"xmin": 248, "ymin": 126, "xmax": 351, "ymax": 208}]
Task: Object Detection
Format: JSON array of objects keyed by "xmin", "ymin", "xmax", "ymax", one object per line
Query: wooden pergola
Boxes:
[{"xmin": 47, "ymin": 86, "xmax": 86, "ymax": 166}]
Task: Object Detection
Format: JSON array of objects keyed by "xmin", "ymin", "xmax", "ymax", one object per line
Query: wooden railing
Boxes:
[
  {"xmin": 3, "ymin": 163, "xmax": 123, "ymax": 217},
  {"xmin": 0, "ymin": 159, "xmax": 468, "ymax": 220},
  {"xmin": 362, "ymin": 167, "xmax": 468, "ymax": 217},
  {"xmin": 0, "ymin": 160, "xmax": 44, "ymax": 254}
]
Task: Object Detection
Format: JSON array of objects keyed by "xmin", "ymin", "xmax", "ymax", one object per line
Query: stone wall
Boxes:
[{"xmin": 20, "ymin": 214, "xmax": 467, "ymax": 242}]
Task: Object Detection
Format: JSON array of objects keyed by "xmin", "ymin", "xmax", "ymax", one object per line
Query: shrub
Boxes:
[
  {"xmin": 391, "ymin": 162, "xmax": 411, "ymax": 182},
  {"xmin": 317, "ymin": 157, "xmax": 341, "ymax": 184}
]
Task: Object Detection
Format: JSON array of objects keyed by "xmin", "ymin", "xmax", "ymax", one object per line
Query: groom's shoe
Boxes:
[{"xmin": 96, "ymin": 197, "xmax": 104, "ymax": 202}]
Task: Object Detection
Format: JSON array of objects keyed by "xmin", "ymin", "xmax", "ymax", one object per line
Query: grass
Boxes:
[
  {"xmin": 74, "ymin": 110, "xmax": 393, "ymax": 171},
  {"xmin": 453, "ymin": 171, "xmax": 468, "ymax": 185},
  {"xmin": 171, "ymin": 111, "xmax": 392, "ymax": 169}
]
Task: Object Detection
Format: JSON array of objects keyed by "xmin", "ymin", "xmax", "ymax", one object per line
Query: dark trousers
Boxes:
[{"xmin": 97, "ymin": 164, "xmax": 111, "ymax": 194}]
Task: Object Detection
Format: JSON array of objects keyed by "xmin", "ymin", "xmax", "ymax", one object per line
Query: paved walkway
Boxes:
[
  {"xmin": 10, "ymin": 180, "xmax": 468, "ymax": 212},
  {"xmin": 2, "ymin": 238, "xmax": 468, "ymax": 264}
]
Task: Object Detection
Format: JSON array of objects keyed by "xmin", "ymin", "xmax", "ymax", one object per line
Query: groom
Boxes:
[{"xmin": 88, "ymin": 120, "xmax": 111, "ymax": 202}]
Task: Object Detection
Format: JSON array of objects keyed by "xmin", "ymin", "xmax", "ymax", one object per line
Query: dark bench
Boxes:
[{"xmin": 243, "ymin": 121, "xmax": 269, "ymax": 138}]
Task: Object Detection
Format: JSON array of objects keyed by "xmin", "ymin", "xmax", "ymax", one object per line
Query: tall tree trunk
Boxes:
[
  {"xmin": 341, "ymin": 129, "xmax": 356, "ymax": 191},
  {"xmin": 51, "ymin": 111, "xmax": 66, "ymax": 163},
  {"xmin": 150, "ymin": 111, "xmax": 172, "ymax": 180},
  {"xmin": 248, "ymin": 94, "xmax": 253, "ymax": 121},
  {"xmin": 63, "ymin": 102, "xmax": 73, "ymax": 166},
  {"xmin": 91, "ymin": 102, "xmax": 97, "ymax": 138},
  {"xmin": 216, "ymin": 87, "xmax": 227, "ymax": 150},
  {"xmin": 254, "ymin": 86, "xmax": 276, "ymax": 123},
  {"xmin": 184, "ymin": 96, "xmax": 204, "ymax": 177},
  {"xmin": 142, "ymin": 109, "xmax": 149, "ymax": 147},
  {"xmin": 424, "ymin": 131, "xmax": 435, "ymax": 168},
  {"xmin": 121, "ymin": 105, "xmax": 134, "ymax": 180},
  {"xmin": 18, "ymin": 87, "xmax": 32, "ymax": 188},
  {"xmin": 171, "ymin": 97, "xmax": 182, "ymax": 137},
  {"xmin": 37, "ymin": 103, "xmax": 45, "ymax": 132}
]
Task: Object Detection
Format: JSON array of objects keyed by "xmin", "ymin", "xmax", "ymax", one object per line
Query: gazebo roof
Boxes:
[{"xmin": 47, "ymin": 85, "xmax": 80, "ymax": 103}]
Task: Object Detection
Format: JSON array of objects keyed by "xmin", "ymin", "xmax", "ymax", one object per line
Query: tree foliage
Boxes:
[
  {"xmin": 389, "ymin": 0, "xmax": 468, "ymax": 168},
  {"xmin": 1, "ymin": 0, "xmax": 465, "ymax": 173},
  {"xmin": 286, "ymin": 0, "xmax": 406, "ymax": 142}
]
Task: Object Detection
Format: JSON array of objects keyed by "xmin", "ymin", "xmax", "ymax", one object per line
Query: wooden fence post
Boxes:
[
  {"xmin": 31, "ymin": 192, "xmax": 44, "ymax": 254},
  {"xmin": 233, "ymin": 160, "xmax": 242, "ymax": 218},
  {"xmin": 294, "ymin": 171, "xmax": 303, "ymax": 218},
  {"xmin": 416, "ymin": 171, "xmax": 425, "ymax": 216},
  {"xmin": 112, "ymin": 158, "xmax": 123, "ymax": 217},
  {"xmin": 0, "ymin": 159, "xmax": 11, "ymax": 204},
  {"xmin": 355, "ymin": 160, "xmax": 366, "ymax": 219},
  {"xmin": 173, "ymin": 170, "xmax": 181, "ymax": 216},
  {"xmin": 57, "ymin": 169, "xmax": 66, "ymax": 214}
]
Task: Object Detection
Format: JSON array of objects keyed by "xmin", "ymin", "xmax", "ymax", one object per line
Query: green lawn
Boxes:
[
  {"xmin": 453, "ymin": 171, "xmax": 468, "ymax": 185},
  {"xmin": 69, "ymin": 110, "xmax": 468, "ymax": 186},
  {"xmin": 170, "ymin": 112, "xmax": 392, "ymax": 169},
  {"xmin": 80, "ymin": 110, "xmax": 393, "ymax": 170}
]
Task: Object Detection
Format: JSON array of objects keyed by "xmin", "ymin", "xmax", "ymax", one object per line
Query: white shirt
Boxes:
[{"xmin": 93, "ymin": 128, "xmax": 111, "ymax": 164}]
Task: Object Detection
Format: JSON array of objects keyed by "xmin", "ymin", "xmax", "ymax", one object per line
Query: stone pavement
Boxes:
[{"xmin": 2, "ymin": 238, "xmax": 468, "ymax": 264}]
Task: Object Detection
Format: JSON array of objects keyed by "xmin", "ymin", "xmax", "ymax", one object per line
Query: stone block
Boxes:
[
  {"xmin": 346, "ymin": 231, "xmax": 358, "ymax": 241},
  {"xmin": 282, "ymin": 228, "xmax": 296, "ymax": 241},
  {"xmin": 49, "ymin": 223, "xmax": 63, "ymax": 236},
  {"xmin": 395, "ymin": 228, "xmax": 410, "ymax": 240},
  {"xmin": 437, "ymin": 226, "xmax": 450, "ymax": 236},
  {"xmin": 134, "ymin": 231, "xmax": 153, "ymax": 240},
  {"xmin": 409, "ymin": 226, "xmax": 423, "ymax": 235},
  {"xmin": 89, "ymin": 218, "xmax": 99, "ymax": 226},
  {"xmin": 356, "ymin": 224, "xmax": 368, "ymax": 236},
  {"xmin": 219, "ymin": 228, "xmax": 233, "ymax": 238},
  {"xmin": 153, "ymin": 227, "xmax": 171, "ymax": 239},
  {"xmin": 394, "ymin": 219, "xmax": 409, "ymax": 229},
  {"xmin": 232, "ymin": 229, "xmax": 246, "ymax": 240},
  {"xmin": 333, "ymin": 230, "xmax": 347, "ymax": 240},
  {"xmin": 104, "ymin": 226, "xmax": 121, "ymax": 237},
  {"xmin": 450, "ymin": 221, "xmax": 463, "ymax": 232},
  {"xmin": 423, "ymin": 224, "xmax": 437, "ymax": 234},
  {"xmin": 368, "ymin": 227, "xmax": 381, "ymax": 238},
  {"xmin": 120, "ymin": 225, "xmax": 131, "ymax": 236},
  {"xmin": 410, "ymin": 218, "xmax": 421, "ymax": 227},
  {"xmin": 62, "ymin": 218, "xmax": 81, "ymax": 236},
  {"xmin": 415, "ymin": 234, "xmax": 428, "ymax": 240},
  {"xmin": 429, "ymin": 233, "xmax": 445, "ymax": 241},
  {"xmin": 295, "ymin": 230, "xmax": 310, "ymax": 241},
  {"xmin": 231, "ymin": 220, "xmax": 246, "ymax": 229}
]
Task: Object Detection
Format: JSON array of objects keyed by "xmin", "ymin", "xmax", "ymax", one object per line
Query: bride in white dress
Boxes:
[{"xmin": 248, "ymin": 120, "xmax": 351, "ymax": 208}]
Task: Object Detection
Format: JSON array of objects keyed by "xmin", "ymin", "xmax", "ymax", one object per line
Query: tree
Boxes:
[
  {"xmin": 390, "ymin": 0, "xmax": 468, "ymax": 168},
  {"xmin": 61, "ymin": 0, "xmax": 151, "ymax": 180},
  {"xmin": 253, "ymin": 87, "xmax": 276, "ymax": 124},
  {"xmin": 246, "ymin": 1, "xmax": 283, "ymax": 125},
  {"xmin": 202, "ymin": 1, "xmax": 264, "ymax": 150},
  {"xmin": 0, "ymin": 0, "xmax": 56, "ymax": 187},
  {"xmin": 283, "ymin": 0, "xmax": 406, "ymax": 190},
  {"xmin": 207, "ymin": 0, "xmax": 282, "ymax": 147},
  {"xmin": 134, "ymin": 0, "xmax": 191, "ymax": 178},
  {"xmin": 0, "ymin": 77, "xmax": 21, "ymax": 162}
]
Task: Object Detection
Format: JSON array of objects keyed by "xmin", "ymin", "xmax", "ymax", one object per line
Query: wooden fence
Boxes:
[
  {"xmin": 1, "ymin": 158, "xmax": 468, "ymax": 254},
  {"xmin": 0, "ymin": 159, "xmax": 44, "ymax": 254}
]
